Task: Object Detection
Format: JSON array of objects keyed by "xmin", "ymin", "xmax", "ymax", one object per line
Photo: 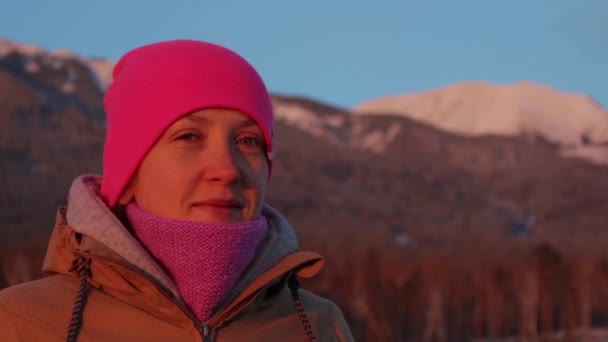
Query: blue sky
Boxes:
[{"xmin": 1, "ymin": 1, "xmax": 607, "ymax": 108}]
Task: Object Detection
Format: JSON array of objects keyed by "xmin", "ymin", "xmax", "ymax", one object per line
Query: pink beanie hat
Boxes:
[{"xmin": 101, "ymin": 39, "xmax": 274, "ymax": 207}]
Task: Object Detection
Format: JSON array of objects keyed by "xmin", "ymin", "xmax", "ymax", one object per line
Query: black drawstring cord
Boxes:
[
  {"xmin": 288, "ymin": 276, "xmax": 317, "ymax": 342},
  {"xmin": 66, "ymin": 256, "xmax": 91, "ymax": 342}
]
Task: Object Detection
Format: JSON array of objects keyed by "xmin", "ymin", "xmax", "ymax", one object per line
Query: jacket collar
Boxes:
[{"xmin": 42, "ymin": 175, "xmax": 324, "ymax": 325}]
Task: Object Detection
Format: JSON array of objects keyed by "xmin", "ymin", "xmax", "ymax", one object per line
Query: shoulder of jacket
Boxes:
[
  {"xmin": 0, "ymin": 287, "xmax": 23, "ymax": 341},
  {"xmin": 0, "ymin": 276, "xmax": 81, "ymax": 341},
  {"xmin": 0, "ymin": 275, "xmax": 78, "ymax": 319},
  {"xmin": 0, "ymin": 291, "xmax": 22, "ymax": 341}
]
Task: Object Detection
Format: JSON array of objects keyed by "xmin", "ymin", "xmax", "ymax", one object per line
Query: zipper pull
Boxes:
[{"xmin": 200, "ymin": 324, "xmax": 211, "ymax": 341}]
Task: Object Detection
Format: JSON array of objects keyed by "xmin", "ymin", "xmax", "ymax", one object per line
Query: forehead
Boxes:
[{"xmin": 174, "ymin": 108, "xmax": 259, "ymax": 129}]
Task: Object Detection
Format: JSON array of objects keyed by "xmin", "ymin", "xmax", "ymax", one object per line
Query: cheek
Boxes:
[
  {"xmin": 250, "ymin": 158, "xmax": 269, "ymax": 190},
  {"xmin": 245, "ymin": 165, "xmax": 267, "ymax": 217},
  {"xmin": 134, "ymin": 155, "xmax": 186, "ymax": 200},
  {"xmin": 240, "ymin": 156, "xmax": 268, "ymax": 195}
]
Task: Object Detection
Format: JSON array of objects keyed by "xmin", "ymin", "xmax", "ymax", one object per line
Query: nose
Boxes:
[{"xmin": 203, "ymin": 141, "xmax": 241, "ymax": 184}]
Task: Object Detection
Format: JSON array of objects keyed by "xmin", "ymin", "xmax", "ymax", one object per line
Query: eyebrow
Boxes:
[{"xmin": 184, "ymin": 114, "xmax": 209, "ymax": 123}]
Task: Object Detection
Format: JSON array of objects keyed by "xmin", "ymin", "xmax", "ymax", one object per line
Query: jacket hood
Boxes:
[{"xmin": 43, "ymin": 175, "xmax": 320, "ymax": 305}]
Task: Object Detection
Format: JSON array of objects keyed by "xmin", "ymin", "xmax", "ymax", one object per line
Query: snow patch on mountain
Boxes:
[
  {"xmin": 0, "ymin": 38, "xmax": 114, "ymax": 93},
  {"xmin": 272, "ymin": 96, "xmax": 351, "ymax": 144}
]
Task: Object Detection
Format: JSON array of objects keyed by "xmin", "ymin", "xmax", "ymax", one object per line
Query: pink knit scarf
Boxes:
[{"xmin": 126, "ymin": 203, "xmax": 267, "ymax": 322}]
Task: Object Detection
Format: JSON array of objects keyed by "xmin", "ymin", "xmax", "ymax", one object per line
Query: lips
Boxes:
[
  {"xmin": 190, "ymin": 197, "xmax": 246, "ymax": 222},
  {"xmin": 193, "ymin": 198, "xmax": 244, "ymax": 209}
]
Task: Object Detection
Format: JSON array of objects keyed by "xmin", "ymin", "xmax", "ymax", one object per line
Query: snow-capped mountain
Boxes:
[{"xmin": 353, "ymin": 81, "xmax": 608, "ymax": 164}]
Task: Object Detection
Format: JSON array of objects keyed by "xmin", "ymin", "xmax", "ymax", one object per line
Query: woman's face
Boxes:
[{"xmin": 120, "ymin": 108, "xmax": 269, "ymax": 223}]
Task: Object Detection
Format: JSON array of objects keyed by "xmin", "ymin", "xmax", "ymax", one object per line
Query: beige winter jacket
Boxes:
[{"xmin": 0, "ymin": 175, "xmax": 353, "ymax": 341}]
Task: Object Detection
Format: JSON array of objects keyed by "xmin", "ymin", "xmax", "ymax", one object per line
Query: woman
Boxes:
[{"xmin": 0, "ymin": 39, "xmax": 353, "ymax": 341}]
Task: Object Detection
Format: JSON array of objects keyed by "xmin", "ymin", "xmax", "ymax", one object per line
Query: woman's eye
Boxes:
[
  {"xmin": 176, "ymin": 133, "xmax": 200, "ymax": 141},
  {"xmin": 237, "ymin": 136, "xmax": 263, "ymax": 149},
  {"xmin": 238, "ymin": 137, "xmax": 257, "ymax": 145}
]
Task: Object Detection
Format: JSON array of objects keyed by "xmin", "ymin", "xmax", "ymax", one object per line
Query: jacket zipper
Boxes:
[
  {"xmin": 152, "ymin": 283, "xmax": 215, "ymax": 341},
  {"xmin": 154, "ymin": 283, "xmax": 216, "ymax": 341},
  {"xmin": 88, "ymin": 255, "xmax": 217, "ymax": 341},
  {"xmin": 200, "ymin": 324, "xmax": 212, "ymax": 342},
  {"xmin": 140, "ymin": 273, "xmax": 220, "ymax": 341}
]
